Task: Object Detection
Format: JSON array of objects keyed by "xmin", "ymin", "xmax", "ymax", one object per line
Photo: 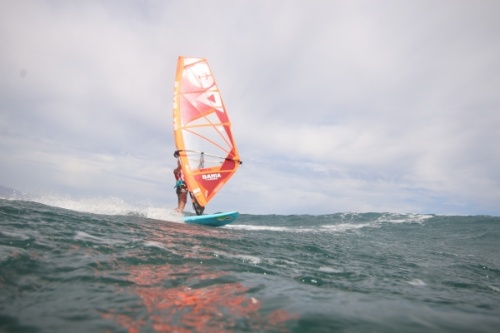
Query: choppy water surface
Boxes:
[{"xmin": 1, "ymin": 199, "xmax": 499, "ymax": 332}]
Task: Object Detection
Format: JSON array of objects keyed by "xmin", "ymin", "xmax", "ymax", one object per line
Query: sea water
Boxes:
[{"xmin": 1, "ymin": 198, "xmax": 499, "ymax": 332}]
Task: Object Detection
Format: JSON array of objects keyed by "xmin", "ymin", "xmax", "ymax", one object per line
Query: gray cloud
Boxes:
[{"xmin": 1, "ymin": 0, "xmax": 499, "ymax": 215}]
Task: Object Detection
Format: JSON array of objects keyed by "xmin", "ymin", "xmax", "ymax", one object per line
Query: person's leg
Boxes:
[
  {"xmin": 176, "ymin": 188, "xmax": 187, "ymax": 213},
  {"xmin": 178, "ymin": 190, "xmax": 187, "ymax": 212}
]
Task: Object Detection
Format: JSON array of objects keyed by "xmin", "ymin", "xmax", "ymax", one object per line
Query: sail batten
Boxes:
[{"xmin": 173, "ymin": 57, "xmax": 241, "ymax": 210}]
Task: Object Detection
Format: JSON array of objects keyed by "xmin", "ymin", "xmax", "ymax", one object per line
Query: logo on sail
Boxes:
[{"xmin": 202, "ymin": 173, "xmax": 221, "ymax": 181}]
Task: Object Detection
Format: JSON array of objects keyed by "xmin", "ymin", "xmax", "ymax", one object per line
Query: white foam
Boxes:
[
  {"xmin": 31, "ymin": 194, "xmax": 183, "ymax": 222},
  {"xmin": 234, "ymin": 254, "xmax": 262, "ymax": 264},
  {"xmin": 213, "ymin": 250, "xmax": 262, "ymax": 264},
  {"xmin": 408, "ymin": 279, "xmax": 427, "ymax": 286},
  {"xmin": 321, "ymin": 223, "xmax": 372, "ymax": 233},
  {"xmin": 318, "ymin": 266, "xmax": 343, "ymax": 273},
  {"xmin": 0, "ymin": 230, "xmax": 31, "ymax": 240},
  {"xmin": 225, "ymin": 225, "xmax": 290, "ymax": 232},
  {"xmin": 489, "ymin": 285, "xmax": 500, "ymax": 292},
  {"xmin": 317, "ymin": 213, "xmax": 433, "ymax": 234},
  {"xmin": 143, "ymin": 241, "xmax": 174, "ymax": 251},
  {"xmin": 376, "ymin": 213, "xmax": 433, "ymax": 224}
]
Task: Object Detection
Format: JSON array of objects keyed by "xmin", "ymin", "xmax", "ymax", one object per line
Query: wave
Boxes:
[{"xmin": 1, "ymin": 192, "xmax": 183, "ymax": 222}]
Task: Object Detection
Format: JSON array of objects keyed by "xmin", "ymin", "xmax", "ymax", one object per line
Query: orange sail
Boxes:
[{"xmin": 172, "ymin": 57, "xmax": 242, "ymax": 212}]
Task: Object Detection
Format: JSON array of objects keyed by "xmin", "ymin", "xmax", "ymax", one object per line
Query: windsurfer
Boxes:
[{"xmin": 173, "ymin": 159, "xmax": 187, "ymax": 213}]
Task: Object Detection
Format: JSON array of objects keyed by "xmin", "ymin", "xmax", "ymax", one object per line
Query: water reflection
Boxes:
[{"xmin": 101, "ymin": 220, "xmax": 297, "ymax": 332}]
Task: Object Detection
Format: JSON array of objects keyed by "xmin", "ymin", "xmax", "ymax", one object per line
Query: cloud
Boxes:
[{"xmin": 1, "ymin": 0, "xmax": 499, "ymax": 215}]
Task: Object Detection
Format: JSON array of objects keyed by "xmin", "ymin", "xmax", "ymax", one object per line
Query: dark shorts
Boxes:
[{"xmin": 176, "ymin": 186, "xmax": 187, "ymax": 195}]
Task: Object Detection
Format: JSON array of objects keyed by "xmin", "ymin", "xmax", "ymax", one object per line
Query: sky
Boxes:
[{"xmin": 1, "ymin": 0, "xmax": 499, "ymax": 216}]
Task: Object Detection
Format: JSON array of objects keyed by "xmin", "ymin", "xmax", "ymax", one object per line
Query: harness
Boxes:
[{"xmin": 174, "ymin": 179, "xmax": 186, "ymax": 188}]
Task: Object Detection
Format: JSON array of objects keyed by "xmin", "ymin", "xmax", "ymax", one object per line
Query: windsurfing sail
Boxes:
[{"xmin": 172, "ymin": 56, "xmax": 242, "ymax": 214}]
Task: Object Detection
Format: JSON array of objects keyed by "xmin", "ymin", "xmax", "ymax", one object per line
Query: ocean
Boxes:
[{"xmin": 1, "ymin": 198, "xmax": 499, "ymax": 332}]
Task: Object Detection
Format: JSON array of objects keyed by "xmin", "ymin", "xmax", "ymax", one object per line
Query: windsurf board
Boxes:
[{"xmin": 184, "ymin": 211, "xmax": 238, "ymax": 227}]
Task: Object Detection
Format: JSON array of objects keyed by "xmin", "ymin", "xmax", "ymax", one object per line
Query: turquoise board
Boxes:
[{"xmin": 184, "ymin": 211, "xmax": 239, "ymax": 227}]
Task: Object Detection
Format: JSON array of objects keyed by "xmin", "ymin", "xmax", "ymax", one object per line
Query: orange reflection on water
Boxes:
[
  {"xmin": 103, "ymin": 263, "xmax": 297, "ymax": 332},
  {"xmin": 102, "ymin": 221, "xmax": 297, "ymax": 332}
]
